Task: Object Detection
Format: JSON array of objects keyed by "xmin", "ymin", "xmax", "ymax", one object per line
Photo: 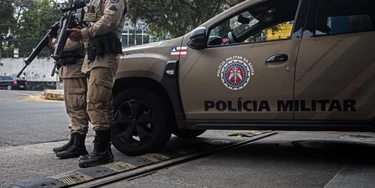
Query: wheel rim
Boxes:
[
  {"xmin": 114, "ymin": 99, "xmax": 155, "ymax": 147},
  {"xmin": 6, "ymin": 85, "xmax": 11, "ymax": 90}
]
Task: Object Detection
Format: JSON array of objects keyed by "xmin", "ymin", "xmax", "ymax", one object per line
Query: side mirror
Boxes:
[{"xmin": 188, "ymin": 27, "xmax": 207, "ymax": 50}]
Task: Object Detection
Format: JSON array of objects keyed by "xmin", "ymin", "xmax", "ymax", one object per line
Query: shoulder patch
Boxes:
[
  {"xmin": 110, "ymin": 0, "xmax": 119, "ymax": 3},
  {"xmin": 109, "ymin": 5, "xmax": 118, "ymax": 11}
]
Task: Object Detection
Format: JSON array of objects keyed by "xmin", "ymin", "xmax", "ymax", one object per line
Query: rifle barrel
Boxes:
[
  {"xmin": 16, "ymin": 65, "xmax": 28, "ymax": 78},
  {"xmin": 16, "ymin": 3, "xmax": 80, "ymax": 78},
  {"xmin": 24, "ymin": 36, "xmax": 49, "ymax": 65}
]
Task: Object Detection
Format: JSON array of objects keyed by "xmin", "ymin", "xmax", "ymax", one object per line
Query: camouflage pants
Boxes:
[
  {"xmin": 86, "ymin": 67, "xmax": 116, "ymax": 131},
  {"xmin": 63, "ymin": 77, "xmax": 89, "ymax": 134}
]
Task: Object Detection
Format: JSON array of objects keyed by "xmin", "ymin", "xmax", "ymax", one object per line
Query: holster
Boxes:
[
  {"xmin": 87, "ymin": 32, "xmax": 122, "ymax": 61},
  {"xmin": 87, "ymin": 42, "xmax": 97, "ymax": 61}
]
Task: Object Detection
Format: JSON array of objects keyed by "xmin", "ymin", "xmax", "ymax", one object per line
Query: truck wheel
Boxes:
[
  {"xmin": 111, "ymin": 88, "xmax": 172, "ymax": 156},
  {"xmin": 6, "ymin": 85, "xmax": 12, "ymax": 90},
  {"xmin": 173, "ymin": 129, "xmax": 206, "ymax": 138}
]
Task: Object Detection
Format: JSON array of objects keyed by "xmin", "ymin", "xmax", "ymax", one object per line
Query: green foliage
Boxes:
[
  {"xmin": 0, "ymin": 0, "xmax": 16, "ymax": 57},
  {"xmin": 1, "ymin": 0, "xmax": 246, "ymax": 57},
  {"xmin": 127, "ymin": 0, "xmax": 245, "ymax": 39},
  {"xmin": 0, "ymin": 0, "xmax": 66, "ymax": 58},
  {"xmin": 0, "ymin": 1, "xmax": 15, "ymax": 36},
  {"xmin": 13, "ymin": 0, "xmax": 65, "ymax": 57}
]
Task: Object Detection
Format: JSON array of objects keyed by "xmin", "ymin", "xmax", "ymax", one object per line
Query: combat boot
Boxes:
[
  {"xmin": 53, "ymin": 133, "xmax": 77, "ymax": 153},
  {"xmin": 56, "ymin": 133, "xmax": 88, "ymax": 159},
  {"xmin": 78, "ymin": 131, "xmax": 114, "ymax": 168}
]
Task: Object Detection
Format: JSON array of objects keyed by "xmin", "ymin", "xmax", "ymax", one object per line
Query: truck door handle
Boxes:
[{"xmin": 266, "ymin": 54, "xmax": 288, "ymax": 63}]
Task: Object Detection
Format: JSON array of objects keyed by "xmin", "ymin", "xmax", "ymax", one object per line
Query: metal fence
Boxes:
[{"xmin": 121, "ymin": 29, "xmax": 163, "ymax": 48}]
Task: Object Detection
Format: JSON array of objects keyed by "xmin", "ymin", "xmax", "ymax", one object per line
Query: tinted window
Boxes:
[
  {"xmin": 0, "ymin": 76, "xmax": 12, "ymax": 80},
  {"xmin": 315, "ymin": 0, "xmax": 374, "ymax": 36}
]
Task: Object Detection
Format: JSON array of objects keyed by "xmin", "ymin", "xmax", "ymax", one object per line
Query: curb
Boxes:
[{"xmin": 43, "ymin": 90, "xmax": 64, "ymax": 101}]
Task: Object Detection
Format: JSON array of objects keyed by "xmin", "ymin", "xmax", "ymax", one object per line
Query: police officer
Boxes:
[
  {"xmin": 47, "ymin": 0, "xmax": 90, "ymax": 159},
  {"xmin": 68, "ymin": 0, "xmax": 127, "ymax": 168}
]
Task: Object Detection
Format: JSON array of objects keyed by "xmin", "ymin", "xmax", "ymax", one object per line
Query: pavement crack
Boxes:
[
  {"xmin": 0, "ymin": 141, "xmax": 15, "ymax": 148},
  {"xmin": 323, "ymin": 165, "xmax": 347, "ymax": 188},
  {"xmin": 127, "ymin": 171, "xmax": 158, "ymax": 181}
]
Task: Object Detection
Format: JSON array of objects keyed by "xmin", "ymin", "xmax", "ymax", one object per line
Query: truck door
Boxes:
[
  {"xmin": 295, "ymin": 0, "xmax": 375, "ymax": 121},
  {"xmin": 178, "ymin": 0, "xmax": 307, "ymax": 121}
]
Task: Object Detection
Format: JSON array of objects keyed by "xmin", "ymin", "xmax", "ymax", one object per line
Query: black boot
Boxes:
[
  {"xmin": 78, "ymin": 130, "xmax": 114, "ymax": 168},
  {"xmin": 53, "ymin": 133, "xmax": 77, "ymax": 153},
  {"xmin": 56, "ymin": 133, "xmax": 88, "ymax": 159}
]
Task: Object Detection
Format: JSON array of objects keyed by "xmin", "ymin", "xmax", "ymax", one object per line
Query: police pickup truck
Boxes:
[{"xmin": 111, "ymin": 0, "xmax": 375, "ymax": 155}]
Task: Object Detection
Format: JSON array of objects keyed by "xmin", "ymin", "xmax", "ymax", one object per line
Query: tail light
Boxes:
[
  {"xmin": 25, "ymin": 81, "xmax": 27, "ymax": 85},
  {"xmin": 13, "ymin": 80, "xmax": 17, "ymax": 85}
]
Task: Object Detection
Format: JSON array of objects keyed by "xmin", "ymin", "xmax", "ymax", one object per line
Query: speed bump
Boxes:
[
  {"xmin": 9, "ymin": 131, "xmax": 273, "ymax": 188},
  {"xmin": 102, "ymin": 162, "xmax": 137, "ymax": 173},
  {"xmin": 49, "ymin": 172, "xmax": 94, "ymax": 185},
  {"xmin": 228, "ymin": 130, "xmax": 271, "ymax": 137},
  {"xmin": 139, "ymin": 153, "xmax": 170, "ymax": 163}
]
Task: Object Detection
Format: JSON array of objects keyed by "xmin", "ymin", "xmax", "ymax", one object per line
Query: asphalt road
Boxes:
[
  {"xmin": 1, "ymin": 90, "xmax": 375, "ymax": 188},
  {"xmin": 0, "ymin": 128, "xmax": 251, "ymax": 187},
  {"xmin": 107, "ymin": 131, "xmax": 375, "ymax": 188},
  {"xmin": 0, "ymin": 90, "xmax": 248, "ymax": 187},
  {"xmin": 0, "ymin": 90, "xmax": 95, "ymax": 147}
]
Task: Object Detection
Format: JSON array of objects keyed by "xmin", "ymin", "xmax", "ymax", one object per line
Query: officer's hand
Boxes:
[
  {"xmin": 67, "ymin": 28, "xmax": 83, "ymax": 42},
  {"xmin": 47, "ymin": 35, "xmax": 55, "ymax": 51}
]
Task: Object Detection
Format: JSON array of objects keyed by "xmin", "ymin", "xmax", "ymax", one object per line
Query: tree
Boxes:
[
  {"xmin": 127, "ymin": 0, "xmax": 245, "ymax": 39},
  {"xmin": 12, "ymin": 0, "xmax": 66, "ymax": 58},
  {"xmin": 0, "ymin": 0, "xmax": 16, "ymax": 57}
]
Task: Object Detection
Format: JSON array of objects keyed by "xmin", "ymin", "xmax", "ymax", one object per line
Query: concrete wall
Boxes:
[{"xmin": 0, "ymin": 58, "xmax": 58, "ymax": 82}]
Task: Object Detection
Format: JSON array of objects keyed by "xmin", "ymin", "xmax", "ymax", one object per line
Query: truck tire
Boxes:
[
  {"xmin": 111, "ymin": 88, "xmax": 172, "ymax": 156},
  {"xmin": 173, "ymin": 129, "xmax": 206, "ymax": 138}
]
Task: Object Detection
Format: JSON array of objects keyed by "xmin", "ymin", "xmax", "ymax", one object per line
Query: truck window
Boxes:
[
  {"xmin": 207, "ymin": 0, "xmax": 300, "ymax": 46},
  {"xmin": 315, "ymin": 0, "xmax": 374, "ymax": 36}
]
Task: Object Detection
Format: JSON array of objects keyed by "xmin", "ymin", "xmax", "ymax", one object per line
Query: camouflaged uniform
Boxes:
[
  {"xmin": 58, "ymin": 39, "xmax": 89, "ymax": 135},
  {"xmin": 80, "ymin": 0, "xmax": 127, "ymax": 132}
]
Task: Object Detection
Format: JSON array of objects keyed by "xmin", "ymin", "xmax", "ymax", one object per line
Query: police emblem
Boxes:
[{"xmin": 217, "ymin": 56, "xmax": 255, "ymax": 90}]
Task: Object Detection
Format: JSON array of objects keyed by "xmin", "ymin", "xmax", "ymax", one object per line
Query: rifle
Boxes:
[
  {"xmin": 16, "ymin": 22, "xmax": 60, "ymax": 78},
  {"xmin": 51, "ymin": 0, "xmax": 87, "ymax": 76},
  {"xmin": 16, "ymin": 0, "xmax": 87, "ymax": 78}
]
